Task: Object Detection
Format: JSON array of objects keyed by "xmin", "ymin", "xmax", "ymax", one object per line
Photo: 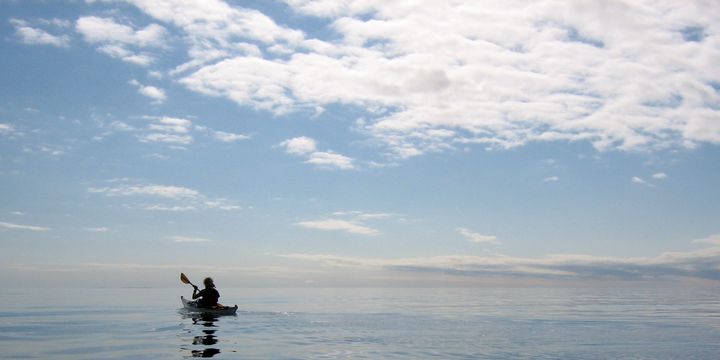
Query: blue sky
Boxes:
[{"xmin": 1, "ymin": 0, "xmax": 719, "ymax": 287}]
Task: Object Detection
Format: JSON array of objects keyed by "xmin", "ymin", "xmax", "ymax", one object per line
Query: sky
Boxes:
[{"xmin": 1, "ymin": 0, "xmax": 719, "ymax": 288}]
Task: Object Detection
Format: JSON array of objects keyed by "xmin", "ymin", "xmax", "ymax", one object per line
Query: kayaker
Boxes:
[{"xmin": 192, "ymin": 277, "xmax": 220, "ymax": 308}]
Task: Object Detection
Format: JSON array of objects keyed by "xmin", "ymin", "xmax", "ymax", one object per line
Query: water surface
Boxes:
[{"xmin": 1, "ymin": 287, "xmax": 718, "ymax": 359}]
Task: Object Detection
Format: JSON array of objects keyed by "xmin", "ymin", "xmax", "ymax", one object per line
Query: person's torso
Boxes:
[{"xmin": 200, "ymin": 288, "xmax": 220, "ymax": 303}]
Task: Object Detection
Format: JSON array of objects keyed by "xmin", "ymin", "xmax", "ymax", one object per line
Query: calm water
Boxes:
[{"xmin": 1, "ymin": 286, "xmax": 719, "ymax": 359}]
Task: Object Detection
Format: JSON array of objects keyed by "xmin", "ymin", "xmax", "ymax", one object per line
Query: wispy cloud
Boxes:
[
  {"xmin": 83, "ymin": 227, "xmax": 110, "ymax": 233},
  {"xmin": 97, "ymin": 44, "xmax": 154, "ymax": 66},
  {"xmin": 295, "ymin": 210, "xmax": 398, "ymax": 236},
  {"xmin": 632, "ymin": 176, "xmax": 649, "ymax": 185},
  {"xmin": 544, "ymin": 176, "xmax": 560, "ymax": 182},
  {"xmin": 296, "ymin": 219, "xmax": 379, "ymax": 236},
  {"xmin": 97, "ymin": 116, "xmax": 250, "ymax": 148},
  {"xmin": 11, "ymin": 18, "xmax": 70, "ymax": 47},
  {"xmin": 138, "ymin": 116, "xmax": 192, "ymax": 145},
  {"xmin": 0, "ymin": 221, "xmax": 50, "ymax": 232},
  {"xmin": 212, "ymin": 130, "xmax": 250, "ymax": 142},
  {"xmin": 456, "ymin": 228, "xmax": 499, "ymax": 244},
  {"xmin": 167, "ymin": 235, "xmax": 210, "ymax": 243},
  {"xmin": 279, "ymin": 136, "xmax": 355, "ymax": 170},
  {"xmin": 88, "ymin": 180, "xmax": 242, "ymax": 211},
  {"xmin": 634, "ymin": 172, "xmax": 669, "ymax": 186},
  {"xmin": 88, "ymin": 184, "xmax": 200, "ymax": 198},
  {"xmin": 145, "ymin": 205, "xmax": 196, "ymax": 212},
  {"xmin": 140, "ymin": 133, "xmax": 191, "ymax": 145}
]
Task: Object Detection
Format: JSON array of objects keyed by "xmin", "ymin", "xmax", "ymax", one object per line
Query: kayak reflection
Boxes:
[{"xmin": 184, "ymin": 313, "xmax": 222, "ymax": 358}]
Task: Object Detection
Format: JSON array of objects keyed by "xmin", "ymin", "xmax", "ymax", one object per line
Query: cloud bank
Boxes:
[
  {"xmin": 282, "ymin": 245, "xmax": 720, "ymax": 281},
  {"xmin": 103, "ymin": 0, "xmax": 720, "ymax": 159},
  {"xmin": 17, "ymin": 1, "xmax": 718, "ymax": 159}
]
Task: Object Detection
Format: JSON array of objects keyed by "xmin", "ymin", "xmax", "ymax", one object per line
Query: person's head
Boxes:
[{"xmin": 203, "ymin": 277, "xmax": 215, "ymax": 288}]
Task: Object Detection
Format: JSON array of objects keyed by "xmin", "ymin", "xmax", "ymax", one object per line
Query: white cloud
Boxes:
[
  {"xmin": 632, "ymin": 176, "xmax": 648, "ymax": 185},
  {"xmin": 167, "ymin": 235, "xmax": 210, "ymax": 243},
  {"xmin": 129, "ymin": 79, "xmax": 167, "ymax": 104},
  {"xmin": 0, "ymin": 221, "xmax": 50, "ymax": 232},
  {"xmin": 296, "ymin": 219, "xmax": 379, "ymax": 236},
  {"xmin": 544, "ymin": 176, "xmax": 560, "ymax": 182},
  {"xmin": 118, "ymin": 0, "xmax": 720, "ymax": 159},
  {"xmin": 279, "ymin": 136, "xmax": 355, "ymax": 170},
  {"xmin": 457, "ymin": 228, "xmax": 499, "ymax": 244},
  {"xmin": 123, "ymin": 0, "xmax": 304, "ymax": 73},
  {"xmin": 76, "ymin": 16, "xmax": 166, "ymax": 66},
  {"xmin": 281, "ymin": 136, "xmax": 317, "ymax": 155},
  {"xmin": 137, "ymin": 85, "xmax": 167, "ymax": 103},
  {"xmin": 0, "ymin": 123, "xmax": 15, "ymax": 135},
  {"xmin": 305, "ymin": 151, "xmax": 354, "ymax": 170},
  {"xmin": 652, "ymin": 172, "xmax": 668, "ymax": 179},
  {"xmin": 76, "ymin": 16, "xmax": 166, "ymax": 46},
  {"xmin": 11, "ymin": 19, "xmax": 70, "ymax": 47}
]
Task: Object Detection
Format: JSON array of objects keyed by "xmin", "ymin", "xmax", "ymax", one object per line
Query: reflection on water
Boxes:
[{"xmin": 181, "ymin": 313, "xmax": 228, "ymax": 358}]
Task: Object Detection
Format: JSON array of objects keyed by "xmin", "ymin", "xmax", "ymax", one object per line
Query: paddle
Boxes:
[{"xmin": 180, "ymin": 273, "xmax": 198, "ymax": 291}]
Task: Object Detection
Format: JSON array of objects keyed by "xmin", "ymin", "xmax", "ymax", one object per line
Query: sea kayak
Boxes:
[{"xmin": 181, "ymin": 296, "xmax": 238, "ymax": 315}]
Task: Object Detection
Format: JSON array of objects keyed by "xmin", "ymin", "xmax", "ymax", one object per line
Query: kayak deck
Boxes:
[{"xmin": 181, "ymin": 296, "xmax": 238, "ymax": 315}]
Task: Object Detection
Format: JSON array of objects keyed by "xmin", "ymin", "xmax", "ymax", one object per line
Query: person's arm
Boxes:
[{"xmin": 191, "ymin": 286, "xmax": 201, "ymax": 300}]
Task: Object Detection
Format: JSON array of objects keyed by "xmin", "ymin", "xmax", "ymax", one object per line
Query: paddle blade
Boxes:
[{"xmin": 180, "ymin": 273, "xmax": 191, "ymax": 284}]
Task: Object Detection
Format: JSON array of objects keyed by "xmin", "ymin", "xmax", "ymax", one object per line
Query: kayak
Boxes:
[{"xmin": 181, "ymin": 296, "xmax": 238, "ymax": 315}]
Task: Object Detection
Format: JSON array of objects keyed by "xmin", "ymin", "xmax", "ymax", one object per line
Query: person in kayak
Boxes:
[{"xmin": 192, "ymin": 277, "xmax": 220, "ymax": 308}]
